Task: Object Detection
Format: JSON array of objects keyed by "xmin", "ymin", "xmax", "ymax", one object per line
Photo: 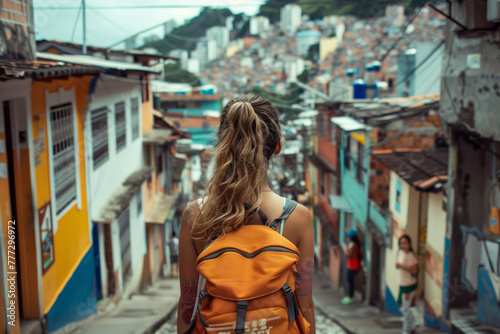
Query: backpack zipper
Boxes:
[{"xmin": 197, "ymin": 246, "xmax": 299, "ymax": 265}]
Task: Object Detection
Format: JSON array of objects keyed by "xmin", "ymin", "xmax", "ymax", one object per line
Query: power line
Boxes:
[
  {"xmin": 379, "ymin": 0, "xmax": 428, "ymax": 63},
  {"xmin": 34, "ymin": 4, "xmax": 264, "ymax": 10},
  {"xmin": 392, "ymin": 40, "xmax": 445, "ymax": 90},
  {"xmin": 70, "ymin": 3, "xmax": 83, "ymax": 43},
  {"xmin": 89, "ymin": 7, "xmax": 132, "ymax": 36}
]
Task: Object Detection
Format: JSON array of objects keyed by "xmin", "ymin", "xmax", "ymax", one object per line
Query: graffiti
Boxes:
[{"xmin": 460, "ymin": 225, "xmax": 500, "ymax": 292}]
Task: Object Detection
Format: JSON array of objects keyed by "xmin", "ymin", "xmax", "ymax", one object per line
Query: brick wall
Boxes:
[
  {"xmin": 1, "ymin": 0, "xmax": 35, "ymax": 59},
  {"xmin": 369, "ymin": 111, "xmax": 445, "ymax": 208}
]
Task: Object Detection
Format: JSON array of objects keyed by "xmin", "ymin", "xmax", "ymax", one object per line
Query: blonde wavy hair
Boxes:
[{"xmin": 190, "ymin": 94, "xmax": 281, "ymax": 242}]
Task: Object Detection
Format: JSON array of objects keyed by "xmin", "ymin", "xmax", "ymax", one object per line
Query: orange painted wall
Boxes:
[
  {"xmin": 31, "ymin": 77, "xmax": 93, "ymax": 314},
  {"xmin": 0, "ymin": 115, "xmax": 21, "ymax": 333},
  {"xmin": 13, "ymin": 145, "xmax": 38, "ymax": 319},
  {"xmin": 142, "ymin": 79, "xmax": 153, "ymax": 136}
]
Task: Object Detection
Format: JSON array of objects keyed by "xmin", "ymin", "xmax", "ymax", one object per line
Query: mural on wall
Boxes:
[
  {"xmin": 460, "ymin": 225, "xmax": 500, "ymax": 292},
  {"xmin": 396, "ymin": 179, "xmax": 402, "ymax": 213}
]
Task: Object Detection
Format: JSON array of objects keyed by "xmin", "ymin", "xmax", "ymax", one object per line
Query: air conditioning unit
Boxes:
[{"xmin": 487, "ymin": 0, "xmax": 500, "ymax": 22}]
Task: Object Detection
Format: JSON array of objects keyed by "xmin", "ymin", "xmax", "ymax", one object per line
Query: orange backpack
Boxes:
[{"xmin": 185, "ymin": 198, "xmax": 310, "ymax": 334}]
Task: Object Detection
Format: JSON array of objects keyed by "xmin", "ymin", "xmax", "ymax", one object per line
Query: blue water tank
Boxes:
[
  {"xmin": 353, "ymin": 79, "xmax": 367, "ymax": 99},
  {"xmin": 371, "ymin": 61, "xmax": 382, "ymax": 72}
]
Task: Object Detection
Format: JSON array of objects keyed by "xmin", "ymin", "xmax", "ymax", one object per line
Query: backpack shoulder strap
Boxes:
[{"xmin": 268, "ymin": 198, "xmax": 298, "ymax": 232}]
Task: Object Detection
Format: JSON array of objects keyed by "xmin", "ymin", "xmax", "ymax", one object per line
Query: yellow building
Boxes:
[{"xmin": 0, "ymin": 58, "xmax": 103, "ymax": 332}]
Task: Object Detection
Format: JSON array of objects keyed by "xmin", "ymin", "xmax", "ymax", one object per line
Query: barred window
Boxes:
[
  {"xmin": 50, "ymin": 103, "xmax": 77, "ymax": 215},
  {"xmin": 115, "ymin": 101, "xmax": 126, "ymax": 152},
  {"xmin": 118, "ymin": 206, "xmax": 132, "ymax": 285},
  {"xmin": 91, "ymin": 107, "xmax": 109, "ymax": 170},
  {"xmin": 131, "ymin": 97, "xmax": 140, "ymax": 141},
  {"xmin": 136, "ymin": 189, "xmax": 142, "ymax": 217}
]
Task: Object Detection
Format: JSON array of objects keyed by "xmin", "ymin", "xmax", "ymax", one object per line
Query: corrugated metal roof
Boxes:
[
  {"xmin": 0, "ymin": 57, "xmax": 102, "ymax": 80},
  {"xmin": 146, "ymin": 195, "xmax": 175, "ymax": 224},
  {"xmin": 373, "ymin": 147, "xmax": 448, "ymax": 191},
  {"xmin": 36, "ymin": 52, "xmax": 160, "ymax": 73},
  {"xmin": 338, "ymin": 94, "xmax": 440, "ymax": 126},
  {"xmin": 331, "ymin": 116, "xmax": 370, "ymax": 132},
  {"xmin": 143, "ymin": 129, "xmax": 174, "ymax": 145}
]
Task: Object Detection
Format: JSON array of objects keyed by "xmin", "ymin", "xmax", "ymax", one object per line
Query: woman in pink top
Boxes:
[{"xmin": 396, "ymin": 234, "xmax": 418, "ymax": 334}]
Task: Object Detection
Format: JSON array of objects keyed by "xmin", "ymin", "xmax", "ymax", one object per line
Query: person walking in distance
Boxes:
[
  {"xmin": 341, "ymin": 229, "xmax": 361, "ymax": 305},
  {"xmin": 177, "ymin": 94, "xmax": 315, "ymax": 334},
  {"xmin": 396, "ymin": 234, "xmax": 419, "ymax": 334},
  {"xmin": 169, "ymin": 231, "xmax": 179, "ymax": 278}
]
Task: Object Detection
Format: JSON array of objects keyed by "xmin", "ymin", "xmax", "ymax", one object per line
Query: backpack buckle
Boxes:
[
  {"xmin": 236, "ymin": 300, "xmax": 248, "ymax": 309},
  {"xmin": 283, "ymin": 285, "xmax": 292, "ymax": 296}
]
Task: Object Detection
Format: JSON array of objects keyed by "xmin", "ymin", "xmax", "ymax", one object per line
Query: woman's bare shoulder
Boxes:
[{"xmin": 288, "ymin": 203, "xmax": 312, "ymax": 226}]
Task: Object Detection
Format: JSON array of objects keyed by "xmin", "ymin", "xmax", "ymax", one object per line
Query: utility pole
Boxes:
[{"xmin": 82, "ymin": 0, "xmax": 87, "ymax": 54}]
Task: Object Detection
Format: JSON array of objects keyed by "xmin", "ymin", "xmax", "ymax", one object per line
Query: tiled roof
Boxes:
[
  {"xmin": 168, "ymin": 116, "xmax": 220, "ymax": 129},
  {"xmin": 37, "ymin": 52, "xmax": 159, "ymax": 73},
  {"xmin": 338, "ymin": 93, "xmax": 440, "ymax": 125},
  {"xmin": 157, "ymin": 92, "xmax": 221, "ymax": 101},
  {"xmin": 373, "ymin": 147, "xmax": 448, "ymax": 191},
  {"xmin": 0, "ymin": 57, "xmax": 102, "ymax": 80},
  {"xmin": 36, "ymin": 40, "xmax": 178, "ymax": 61}
]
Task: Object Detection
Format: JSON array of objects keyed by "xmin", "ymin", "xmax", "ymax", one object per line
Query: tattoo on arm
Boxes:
[
  {"xmin": 296, "ymin": 258, "xmax": 314, "ymax": 296},
  {"xmin": 180, "ymin": 277, "xmax": 198, "ymax": 324}
]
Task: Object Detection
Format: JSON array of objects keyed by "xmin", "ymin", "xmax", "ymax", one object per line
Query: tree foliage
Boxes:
[
  {"xmin": 163, "ymin": 63, "xmax": 201, "ymax": 86},
  {"xmin": 141, "ymin": 8, "xmax": 233, "ymax": 54},
  {"xmin": 257, "ymin": 0, "xmax": 431, "ymax": 22}
]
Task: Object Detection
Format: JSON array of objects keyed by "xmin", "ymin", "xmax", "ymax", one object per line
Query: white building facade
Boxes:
[{"xmin": 280, "ymin": 4, "xmax": 302, "ymax": 35}]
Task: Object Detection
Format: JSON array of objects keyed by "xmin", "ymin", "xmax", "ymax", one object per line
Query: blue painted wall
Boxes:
[
  {"xmin": 385, "ymin": 285, "xmax": 402, "ymax": 316},
  {"xmin": 343, "ymin": 172, "xmax": 367, "ymax": 226},
  {"xmin": 168, "ymin": 100, "xmax": 221, "ymax": 117},
  {"xmin": 478, "ymin": 267, "xmax": 500, "ymax": 327},
  {"xmin": 425, "ymin": 308, "xmax": 441, "ymax": 328},
  {"xmin": 369, "ymin": 202, "xmax": 387, "ymax": 235},
  {"xmin": 46, "ymin": 247, "xmax": 97, "ymax": 332},
  {"xmin": 185, "ymin": 126, "xmax": 218, "ymax": 146}
]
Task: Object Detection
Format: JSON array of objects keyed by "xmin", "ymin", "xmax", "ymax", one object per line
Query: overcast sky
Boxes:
[{"xmin": 33, "ymin": 0, "xmax": 261, "ymax": 49}]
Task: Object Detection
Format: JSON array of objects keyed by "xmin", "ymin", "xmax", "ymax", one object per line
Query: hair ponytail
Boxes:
[{"xmin": 191, "ymin": 94, "xmax": 281, "ymax": 242}]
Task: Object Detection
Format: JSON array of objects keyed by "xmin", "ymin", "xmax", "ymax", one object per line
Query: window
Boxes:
[
  {"xmin": 118, "ymin": 206, "xmax": 132, "ymax": 286},
  {"xmin": 329, "ymin": 174, "xmax": 336, "ymax": 197},
  {"xmin": 91, "ymin": 107, "xmax": 109, "ymax": 170},
  {"xmin": 347, "ymin": 134, "xmax": 365, "ymax": 185},
  {"xmin": 320, "ymin": 172, "xmax": 325, "ymax": 198},
  {"xmin": 50, "ymin": 103, "xmax": 77, "ymax": 215},
  {"xmin": 322, "ymin": 114, "xmax": 327, "ymax": 138},
  {"xmin": 115, "ymin": 101, "xmax": 126, "ymax": 152},
  {"xmin": 141, "ymin": 75, "xmax": 150, "ymax": 102},
  {"xmin": 356, "ymin": 140, "xmax": 365, "ymax": 184},
  {"xmin": 345, "ymin": 135, "xmax": 351, "ymax": 170},
  {"xmin": 136, "ymin": 189, "xmax": 142, "ymax": 217},
  {"xmin": 156, "ymin": 146, "xmax": 163, "ymax": 175},
  {"xmin": 131, "ymin": 98, "xmax": 140, "ymax": 141},
  {"xmin": 330, "ymin": 122, "xmax": 337, "ymax": 144}
]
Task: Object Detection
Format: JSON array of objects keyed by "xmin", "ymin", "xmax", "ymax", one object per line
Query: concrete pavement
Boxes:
[
  {"xmin": 53, "ymin": 278, "xmax": 180, "ymax": 334},
  {"xmin": 55, "ymin": 270, "xmax": 446, "ymax": 334},
  {"xmin": 313, "ymin": 270, "xmax": 441, "ymax": 334}
]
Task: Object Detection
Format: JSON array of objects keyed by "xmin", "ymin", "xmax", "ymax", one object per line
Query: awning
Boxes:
[
  {"xmin": 146, "ymin": 194, "xmax": 175, "ymax": 224},
  {"xmin": 94, "ymin": 167, "xmax": 154, "ymax": 223},
  {"xmin": 143, "ymin": 129, "xmax": 173, "ymax": 145},
  {"xmin": 331, "ymin": 116, "xmax": 370, "ymax": 132},
  {"xmin": 173, "ymin": 155, "xmax": 187, "ymax": 181},
  {"xmin": 93, "ymin": 186, "xmax": 138, "ymax": 223},
  {"xmin": 329, "ymin": 195, "xmax": 353, "ymax": 213},
  {"xmin": 307, "ymin": 155, "xmax": 335, "ymax": 173},
  {"xmin": 166, "ymin": 207, "xmax": 176, "ymax": 222},
  {"xmin": 123, "ymin": 166, "xmax": 155, "ymax": 187}
]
